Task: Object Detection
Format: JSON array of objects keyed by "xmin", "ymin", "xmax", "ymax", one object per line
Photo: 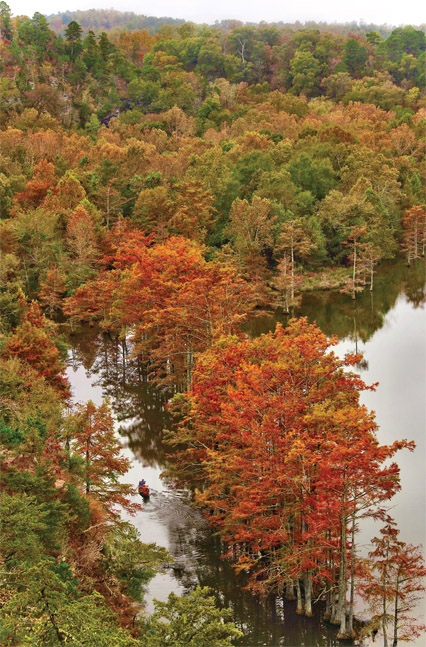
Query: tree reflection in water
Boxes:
[{"xmin": 65, "ymin": 257, "xmax": 424, "ymax": 647}]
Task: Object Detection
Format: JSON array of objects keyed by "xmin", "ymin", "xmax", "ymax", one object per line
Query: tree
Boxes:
[
  {"xmin": 0, "ymin": 1, "xmax": 13, "ymax": 40},
  {"xmin": 359, "ymin": 521, "xmax": 426, "ymax": 646},
  {"xmin": 401, "ymin": 205, "xmax": 426, "ymax": 265},
  {"xmin": 69, "ymin": 400, "xmax": 140, "ymax": 518},
  {"xmin": 65, "ymin": 234, "xmax": 255, "ymax": 390},
  {"xmin": 358, "ymin": 241, "xmax": 383, "ymax": 291},
  {"xmin": 166, "ymin": 318, "xmax": 411, "ymax": 630},
  {"xmin": 1, "ymin": 560, "xmax": 138, "ymax": 647},
  {"xmin": 143, "ymin": 587, "xmax": 243, "ymax": 647},
  {"xmin": 290, "ymin": 50, "xmax": 322, "ymax": 96},
  {"xmin": 226, "ymin": 196, "xmax": 276, "ymax": 284},
  {"xmin": 39, "ymin": 267, "xmax": 67, "ymax": 314},
  {"xmin": 82, "ymin": 30, "xmax": 99, "ymax": 70},
  {"xmin": 65, "ymin": 21, "xmax": 83, "ymax": 60},
  {"xmin": 343, "ymin": 39, "xmax": 369, "ymax": 77},
  {"xmin": 274, "ymin": 216, "xmax": 315, "ymax": 311},
  {"xmin": 168, "ymin": 180, "xmax": 216, "ymax": 242},
  {"xmin": 66, "ymin": 204, "xmax": 99, "ymax": 287},
  {"xmin": 341, "ymin": 225, "xmax": 368, "ymax": 299},
  {"xmin": 15, "ymin": 159, "xmax": 56, "ymax": 208},
  {"xmin": 18, "ymin": 13, "xmax": 52, "ymax": 61},
  {"xmin": 3, "ymin": 299, "xmax": 69, "ymax": 396}
]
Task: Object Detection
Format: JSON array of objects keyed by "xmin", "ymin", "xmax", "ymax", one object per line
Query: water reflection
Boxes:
[
  {"xmin": 68, "ymin": 333, "xmax": 171, "ymax": 465},
  {"xmin": 65, "ymin": 257, "xmax": 425, "ymax": 647},
  {"xmin": 136, "ymin": 489, "xmax": 343, "ymax": 646},
  {"xmin": 66, "ymin": 329, "xmax": 348, "ymax": 645},
  {"xmin": 245, "ymin": 257, "xmax": 425, "ymax": 344}
]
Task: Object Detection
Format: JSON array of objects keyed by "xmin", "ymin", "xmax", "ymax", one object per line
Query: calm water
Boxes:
[{"xmin": 66, "ymin": 258, "xmax": 425, "ymax": 647}]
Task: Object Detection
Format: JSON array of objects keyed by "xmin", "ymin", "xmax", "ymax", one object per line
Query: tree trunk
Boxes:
[
  {"xmin": 348, "ymin": 511, "xmax": 356, "ymax": 637},
  {"xmin": 383, "ymin": 543, "xmax": 389, "ymax": 647},
  {"xmin": 304, "ymin": 571, "xmax": 313, "ymax": 617},
  {"xmin": 324, "ymin": 587, "xmax": 331, "ymax": 621},
  {"xmin": 337, "ymin": 514, "xmax": 348, "ymax": 637},
  {"xmin": 285, "ymin": 579, "xmax": 295, "ymax": 600},
  {"xmin": 352, "ymin": 244, "xmax": 357, "ymax": 299},
  {"xmin": 296, "ymin": 578, "xmax": 303, "ymax": 614},
  {"xmin": 383, "ymin": 595, "xmax": 388, "ymax": 647},
  {"xmin": 392, "ymin": 577, "xmax": 399, "ymax": 647},
  {"xmin": 85, "ymin": 436, "xmax": 91, "ymax": 494}
]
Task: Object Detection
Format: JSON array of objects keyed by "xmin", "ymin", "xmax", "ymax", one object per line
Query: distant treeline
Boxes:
[
  {"xmin": 46, "ymin": 9, "xmax": 186, "ymax": 35},
  {"xmin": 45, "ymin": 8, "xmax": 425, "ymax": 38}
]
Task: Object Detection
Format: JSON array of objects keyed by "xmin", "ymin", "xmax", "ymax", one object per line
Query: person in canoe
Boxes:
[{"xmin": 138, "ymin": 479, "xmax": 150, "ymax": 501}]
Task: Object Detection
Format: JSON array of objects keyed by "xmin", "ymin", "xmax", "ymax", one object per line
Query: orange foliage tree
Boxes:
[
  {"xmin": 401, "ymin": 205, "xmax": 426, "ymax": 265},
  {"xmin": 359, "ymin": 520, "xmax": 426, "ymax": 646},
  {"xmin": 3, "ymin": 298, "xmax": 69, "ymax": 396},
  {"xmin": 167, "ymin": 318, "xmax": 413, "ymax": 635},
  {"xmin": 69, "ymin": 400, "xmax": 140, "ymax": 519},
  {"xmin": 14, "ymin": 160, "xmax": 56, "ymax": 208},
  {"xmin": 65, "ymin": 234, "xmax": 255, "ymax": 389}
]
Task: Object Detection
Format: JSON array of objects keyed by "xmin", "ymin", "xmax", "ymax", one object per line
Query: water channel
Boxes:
[{"xmin": 66, "ymin": 258, "xmax": 425, "ymax": 647}]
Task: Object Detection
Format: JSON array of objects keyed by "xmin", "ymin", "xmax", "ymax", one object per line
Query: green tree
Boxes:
[
  {"xmin": 290, "ymin": 50, "xmax": 322, "ymax": 96},
  {"xmin": 143, "ymin": 587, "xmax": 243, "ymax": 647},
  {"xmin": 18, "ymin": 13, "xmax": 52, "ymax": 61},
  {"xmin": 82, "ymin": 30, "xmax": 99, "ymax": 70},
  {"xmin": 65, "ymin": 20, "xmax": 83, "ymax": 60},
  {"xmin": 1, "ymin": 561, "xmax": 137, "ymax": 647},
  {"xmin": 0, "ymin": 1, "xmax": 13, "ymax": 40},
  {"xmin": 343, "ymin": 39, "xmax": 369, "ymax": 77}
]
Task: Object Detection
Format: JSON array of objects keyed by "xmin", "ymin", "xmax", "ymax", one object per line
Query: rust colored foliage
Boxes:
[
  {"xmin": 3, "ymin": 299, "xmax": 69, "ymax": 397},
  {"xmin": 167, "ymin": 318, "xmax": 413, "ymax": 615},
  {"xmin": 65, "ymin": 233, "xmax": 255, "ymax": 388},
  {"xmin": 39, "ymin": 267, "xmax": 67, "ymax": 314},
  {"xmin": 69, "ymin": 400, "xmax": 141, "ymax": 519},
  {"xmin": 359, "ymin": 520, "xmax": 426, "ymax": 645},
  {"xmin": 14, "ymin": 160, "xmax": 56, "ymax": 208},
  {"xmin": 401, "ymin": 205, "xmax": 426, "ymax": 264}
]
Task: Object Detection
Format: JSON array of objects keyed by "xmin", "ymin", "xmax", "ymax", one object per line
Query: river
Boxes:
[{"xmin": 66, "ymin": 258, "xmax": 425, "ymax": 647}]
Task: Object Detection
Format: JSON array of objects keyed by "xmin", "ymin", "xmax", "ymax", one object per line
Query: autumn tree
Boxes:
[
  {"xmin": 401, "ymin": 205, "xmax": 426, "ymax": 265},
  {"xmin": 358, "ymin": 241, "xmax": 383, "ymax": 291},
  {"xmin": 39, "ymin": 267, "xmax": 67, "ymax": 315},
  {"xmin": 69, "ymin": 400, "xmax": 140, "ymax": 518},
  {"xmin": 3, "ymin": 299, "xmax": 69, "ymax": 396},
  {"xmin": 166, "ymin": 318, "xmax": 412, "ymax": 631},
  {"xmin": 14, "ymin": 160, "xmax": 56, "ymax": 208},
  {"xmin": 168, "ymin": 180, "xmax": 216, "ymax": 242},
  {"xmin": 341, "ymin": 225, "xmax": 368, "ymax": 299},
  {"xmin": 226, "ymin": 196, "xmax": 276, "ymax": 285},
  {"xmin": 359, "ymin": 521, "xmax": 426, "ymax": 646},
  {"xmin": 65, "ymin": 234, "xmax": 255, "ymax": 389},
  {"xmin": 65, "ymin": 204, "xmax": 99, "ymax": 287},
  {"xmin": 273, "ymin": 215, "xmax": 315, "ymax": 311}
]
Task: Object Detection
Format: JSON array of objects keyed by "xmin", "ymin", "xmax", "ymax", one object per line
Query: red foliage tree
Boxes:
[
  {"xmin": 39, "ymin": 267, "xmax": 67, "ymax": 314},
  {"xmin": 359, "ymin": 520, "xmax": 426, "ymax": 646},
  {"xmin": 167, "ymin": 318, "xmax": 413, "ymax": 632},
  {"xmin": 65, "ymin": 234, "xmax": 255, "ymax": 389}
]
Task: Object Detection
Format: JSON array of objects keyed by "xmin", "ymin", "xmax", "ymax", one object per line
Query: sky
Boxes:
[{"xmin": 7, "ymin": 0, "xmax": 426, "ymax": 26}]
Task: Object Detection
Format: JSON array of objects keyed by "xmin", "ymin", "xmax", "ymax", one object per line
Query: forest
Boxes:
[{"xmin": 0, "ymin": 3, "xmax": 425, "ymax": 645}]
